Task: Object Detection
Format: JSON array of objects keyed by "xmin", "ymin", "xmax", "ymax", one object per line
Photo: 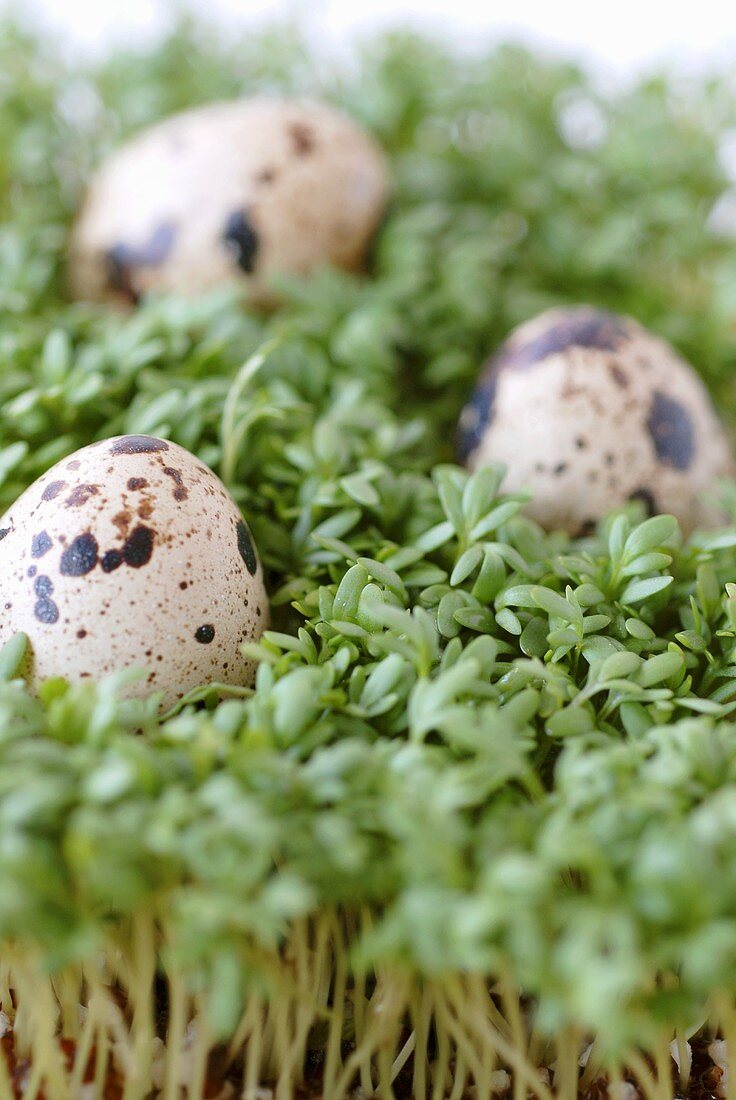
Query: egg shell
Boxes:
[
  {"xmin": 458, "ymin": 306, "xmax": 735, "ymax": 534},
  {"xmin": 0, "ymin": 436, "xmax": 268, "ymax": 709},
  {"xmin": 69, "ymin": 97, "xmax": 390, "ymax": 306}
]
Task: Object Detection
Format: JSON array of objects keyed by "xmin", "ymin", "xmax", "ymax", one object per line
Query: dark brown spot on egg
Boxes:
[
  {"xmin": 60, "ymin": 532, "xmax": 99, "ymax": 576},
  {"xmin": 457, "ymin": 370, "xmax": 499, "ymax": 463},
  {"xmin": 42, "ymin": 480, "xmax": 67, "ymax": 501},
  {"xmin": 112, "ymin": 510, "xmax": 132, "ymax": 537},
  {"xmin": 195, "ymin": 624, "xmax": 215, "ymax": 644},
  {"xmin": 123, "ymin": 525, "xmax": 154, "ymax": 568},
  {"xmin": 179, "ymin": 581, "xmax": 188, "ymax": 590},
  {"xmin": 105, "ymin": 223, "xmax": 177, "ymax": 303},
  {"xmin": 101, "ymin": 549, "xmax": 123, "ymax": 573},
  {"xmin": 65, "ymin": 483, "xmax": 99, "ymax": 507},
  {"xmin": 110, "ymin": 436, "xmax": 169, "ymax": 456},
  {"xmin": 259, "ymin": 165, "xmax": 279, "ymax": 187},
  {"xmin": 127, "ymin": 477, "xmax": 148, "ymax": 491},
  {"xmin": 288, "ymin": 121, "xmax": 316, "ymax": 156},
  {"xmin": 495, "ymin": 308, "xmax": 632, "ymax": 374},
  {"xmin": 222, "ymin": 210, "xmax": 259, "ymax": 275},
  {"xmin": 34, "ymin": 597, "xmax": 59, "ymax": 624},
  {"xmin": 31, "ymin": 531, "xmax": 52, "ymax": 558},
  {"xmin": 76, "ymin": 629, "xmax": 87, "ymax": 639},
  {"xmin": 236, "ymin": 520, "xmax": 257, "ymax": 574},
  {"xmin": 163, "ymin": 466, "xmax": 189, "ymax": 502},
  {"xmin": 255, "ymin": 167, "xmax": 277, "ymax": 184},
  {"xmin": 608, "ymin": 362, "xmax": 629, "ymax": 388},
  {"xmin": 33, "ymin": 575, "xmax": 58, "ymax": 625},
  {"xmin": 646, "ymin": 391, "xmax": 694, "ymax": 470}
]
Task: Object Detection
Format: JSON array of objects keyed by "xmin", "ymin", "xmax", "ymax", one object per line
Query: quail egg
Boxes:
[
  {"xmin": 69, "ymin": 98, "xmax": 390, "ymax": 306},
  {"xmin": 458, "ymin": 306, "xmax": 735, "ymax": 534},
  {"xmin": 0, "ymin": 436, "xmax": 268, "ymax": 708}
]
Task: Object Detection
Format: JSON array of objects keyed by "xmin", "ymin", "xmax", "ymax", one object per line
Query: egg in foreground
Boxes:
[
  {"xmin": 69, "ymin": 97, "xmax": 390, "ymax": 306},
  {"xmin": 458, "ymin": 306, "xmax": 735, "ymax": 534},
  {"xmin": 0, "ymin": 436, "xmax": 268, "ymax": 708}
]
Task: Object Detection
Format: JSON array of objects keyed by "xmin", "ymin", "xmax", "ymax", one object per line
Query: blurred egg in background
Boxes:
[{"xmin": 17, "ymin": 0, "xmax": 736, "ymax": 243}]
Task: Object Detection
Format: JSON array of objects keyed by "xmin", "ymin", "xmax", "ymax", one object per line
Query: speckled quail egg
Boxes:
[
  {"xmin": 0, "ymin": 435, "xmax": 268, "ymax": 708},
  {"xmin": 69, "ymin": 97, "xmax": 390, "ymax": 306},
  {"xmin": 457, "ymin": 306, "xmax": 735, "ymax": 534}
]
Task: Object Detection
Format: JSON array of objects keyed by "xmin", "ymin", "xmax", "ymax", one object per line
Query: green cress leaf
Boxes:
[
  {"xmin": 0, "ymin": 632, "xmax": 27, "ymax": 681},
  {"xmin": 619, "ymin": 575, "xmax": 674, "ymax": 605}
]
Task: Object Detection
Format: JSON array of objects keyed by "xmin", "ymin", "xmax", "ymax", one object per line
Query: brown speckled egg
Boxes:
[
  {"xmin": 69, "ymin": 98, "xmax": 390, "ymax": 306},
  {"xmin": 458, "ymin": 306, "xmax": 735, "ymax": 534},
  {"xmin": 0, "ymin": 435, "xmax": 268, "ymax": 709}
]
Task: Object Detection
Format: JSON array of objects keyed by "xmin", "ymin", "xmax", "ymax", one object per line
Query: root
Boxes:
[{"xmin": 0, "ymin": 912, "xmax": 729, "ymax": 1099}]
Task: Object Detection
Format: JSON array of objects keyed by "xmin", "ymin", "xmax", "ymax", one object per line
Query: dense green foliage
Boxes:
[{"xmin": 5, "ymin": 12, "xmax": 736, "ymax": 1066}]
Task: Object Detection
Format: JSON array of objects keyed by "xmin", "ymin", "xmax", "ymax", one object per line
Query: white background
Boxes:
[{"xmin": 11, "ymin": 0, "xmax": 736, "ymax": 78}]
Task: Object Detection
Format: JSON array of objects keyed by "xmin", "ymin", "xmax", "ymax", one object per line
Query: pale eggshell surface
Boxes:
[
  {"xmin": 0, "ymin": 436, "xmax": 268, "ymax": 708},
  {"xmin": 458, "ymin": 306, "xmax": 735, "ymax": 534},
  {"xmin": 69, "ymin": 97, "xmax": 390, "ymax": 305}
]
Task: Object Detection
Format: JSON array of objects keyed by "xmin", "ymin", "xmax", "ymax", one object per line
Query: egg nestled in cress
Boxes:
[
  {"xmin": 69, "ymin": 97, "xmax": 390, "ymax": 306},
  {"xmin": 0, "ymin": 436, "xmax": 268, "ymax": 708},
  {"xmin": 458, "ymin": 306, "xmax": 735, "ymax": 534}
]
